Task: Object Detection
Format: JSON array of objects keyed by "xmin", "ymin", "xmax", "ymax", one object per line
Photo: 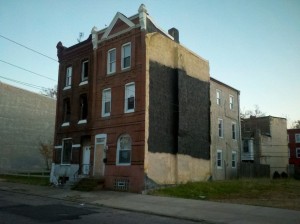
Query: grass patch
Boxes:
[
  {"xmin": 0, "ymin": 174, "xmax": 50, "ymax": 186},
  {"xmin": 150, "ymin": 179, "xmax": 300, "ymax": 210}
]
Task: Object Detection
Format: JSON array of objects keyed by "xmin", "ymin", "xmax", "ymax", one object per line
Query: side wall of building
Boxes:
[
  {"xmin": 210, "ymin": 79, "xmax": 241, "ymax": 180},
  {"xmin": 0, "ymin": 83, "xmax": 56, "ymax": 171},
  {"xmin": 145, "ymin": 33, "xmax": 211, "ymax": 185}
]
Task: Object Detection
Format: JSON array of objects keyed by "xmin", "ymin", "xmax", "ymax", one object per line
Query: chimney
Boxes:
[{"xmin": 168, "ymin": 27, "xmax": 179, "ymax": 43}]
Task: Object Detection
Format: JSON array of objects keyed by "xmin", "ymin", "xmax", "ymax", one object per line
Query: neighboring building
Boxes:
[
  {"xmin": 241, "ymin": 116, "xmax": 289, "ymax": 176},
  {"xmin": 210, "ymin": 78, "xmax": 241, "ymax": 180},
  {"xmin": 52, "ymin": 4, "xmax": 211, "ymax": 192},
  {"xmin": 288, "ymin": 129, "xmax": 300, "ymax": 166},
  {"xmin": 0, "ymin": 82, "xmax": 56, "ymax": 171}
]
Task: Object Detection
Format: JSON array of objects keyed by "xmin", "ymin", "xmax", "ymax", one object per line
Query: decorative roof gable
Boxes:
[{"xmin": 101, "ymin": 12, "xmax": 135, "ymax": 40}]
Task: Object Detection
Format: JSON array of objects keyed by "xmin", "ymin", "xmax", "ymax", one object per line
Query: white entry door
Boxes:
[{"xmin": 82, "ymin": 146, "xmax": 90, "ymax": 175}]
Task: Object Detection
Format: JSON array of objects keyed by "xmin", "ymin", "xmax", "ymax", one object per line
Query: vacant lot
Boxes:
[{"xmin": 150, "ymin": 179, "xmax": 300, "ymax": 211}]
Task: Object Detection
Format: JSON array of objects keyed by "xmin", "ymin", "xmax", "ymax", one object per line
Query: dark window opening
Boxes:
[
  {"xmin": 62, "ymin": 139, "xmax": 72, "ymax": 164},
  {"xmin": 127, "ymin": 96, "xmax": 135, "ymax": 110},
  {"xmin": 80, "ymin": 94, "xmax": 88, "ymax": 120},
  {"xmin": 63, "ymin": 98, "xmax": 71, "ymax": 123},
  {"xmin": 82, "ymin": 60, "xmax": 88, "ymax": 81}
]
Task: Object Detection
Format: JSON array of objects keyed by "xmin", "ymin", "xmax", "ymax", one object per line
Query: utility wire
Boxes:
[
  {"xmin": 0, "ymin": 59, "xmax": 57, "ymax": 82},
  {"xmin": 0, "ymin": 34, "xmax": 58, "ymax": 62},
  {"xmin": 0, "ymin": 75, "xmax": 47, "ymax": 91}
]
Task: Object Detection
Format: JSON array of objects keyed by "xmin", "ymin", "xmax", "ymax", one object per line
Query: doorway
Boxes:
[
  {"xmin": 94, "ymin": 134, "xmax": 107, "ymax": 177},
  {"xmin": 82, "ymin": 146, "xmax": 90, "ymax": 175}
]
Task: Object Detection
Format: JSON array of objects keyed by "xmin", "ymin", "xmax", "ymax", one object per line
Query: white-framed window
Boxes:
[
  {"xmin": 116, "ymin": 134, "xmax": 132, "ymax": 165},
  {"xmin": 216, "ymin": 89, "xmax": 221, "ymax": 105},
  {"xmin": 81, "ymin": 60, "xmax": 89, "ymax": 82},
  {"xmin": 232, "ymin": 122, "xmax": 237, "ymax": 140},
  {"xmin": 65, "ymin": 66, "xmax": 72, "ymax": 87},
  {"xmin": 229, "ymin": 95, "xmax": 234, "ymax": 110},
  {"xmin": 232, "ymin": 151, "xmax": 237, "ymax": 168},
  {"xmin": 243, "ymin": 140, "xmax": 249, "ymax": 152},
  {"xmin": 121, "ymin": 42, "xmax": 131, "ymax": 70},
  {"xmin": 218, "ymin": 118, "xmax": 223, "ymax": 138},
  {"xmin": 107, "ymin": 48, "xmax": 116, "ymax": 74},
  {"xmin": 62, "ymin": 138, "xmax": 72, "ymax": 164},
  {"xmin": 217, "ymin": 149, "xmax": 222, "ymax": 169},
  {"xmin": 295, "ymin": 134, "xmax": 300, "ymax": 143},
  {"xmin": 296, "ymin": 148, "xmax": 300, "ymax": 158},
  {"xmin": 124, "ymin": 82, "xmax": 135, "ymax": 113},
  {"xmin": 102, "ymin": 88, "xmax": 111, "ymax": 117}
]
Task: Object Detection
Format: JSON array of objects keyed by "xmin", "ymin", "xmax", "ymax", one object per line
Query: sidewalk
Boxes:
[{"xmin": 0, "ymin": 180, "xmax": 300, "ymax": 224}]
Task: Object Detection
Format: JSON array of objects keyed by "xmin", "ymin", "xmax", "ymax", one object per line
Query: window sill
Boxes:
[
  {"xmin": 63, "ymin": 86, "xmax": 71, "ymax": 91},
  {"xmin": 79, "ymin": 80, "xmax": 88, "ymax": 86},
  {"xmin": 121, "ymin": 67, "xmax": 131, "ymax": 72},
  {"xmin": 116, "ymin": 163, "xmax": 131, "ymax": 166},
  {"xmin": 124, "ymin": 109, "xmax": 135, "ymax": 114},
  {"xmin": 78, "ymin": 119, "xmax": 87, "ymax": 124},
  {"xmin": 102, "ymin": 113, "xmax": 111, "ymax": 118},
  {"xmin": 60, "ymin": 164, "xmax": 71, "ymax": 166},
  {"xmin": 61, "ymin": 122, "xmax": 70, "ymax": 127}
]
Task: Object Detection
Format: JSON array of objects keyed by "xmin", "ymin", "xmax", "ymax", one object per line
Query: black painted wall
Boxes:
[{"xmin": 148, "ymin": 61, "xmax": 210, "ymax": 160}]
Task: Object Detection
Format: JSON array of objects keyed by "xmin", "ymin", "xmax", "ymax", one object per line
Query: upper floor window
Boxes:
[
  {"xmin": 81, "ymin": 60, "xmax": 89, "ymax": 82},
  {"xmin": 125, "ymin": 82, "xmax": 135, "ymax": 113},
  {"xmin": 229, "ymin": 95, "xmax": 234, "ymax": 110},
  {"xmin": 62, "ymin": 98, "xmax": 71, "ymax": 124},
  {"xmin": 65, "ymin": 66, "xmax": 72, "ymax": 87},
  {"xmin": 296, "ymin": 134, "xmax": 300, "ymax": 143},
  {"xmin": 107, "ymin": 48, "xmax": 116, "ymax": 74},
  {"xmin": 117, "ymin": 134, "xmax": 132, "ymax": 165},
  {"xmin": 218, "ymin": 118, "xmax": 223, "ymax": 138},
  {"xmin": 216, "ymin": 90, "xmax": 221, "ymax": 105},
  {"xmin": 232, "ymin": 122, "xmax": 237, "ymax": 140},
  {"xmin": 102, "ymin": 88, "xmax": 111, "ymax": 117},
  {"xmin": 79, "ymin": 94, "xmax": 88, "ymax": 121},
  {"xmin": 217, "ymin": 149, "xmax": 222, "ymax": 169},
  {"xmin": 121, "ymin": 42, "xmax": 131, "ymax": 70}
]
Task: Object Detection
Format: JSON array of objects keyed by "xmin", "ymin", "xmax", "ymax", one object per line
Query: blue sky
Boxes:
[{"xmin": 0, "ymin": 0, "xmax": 299, "ymax": 126}]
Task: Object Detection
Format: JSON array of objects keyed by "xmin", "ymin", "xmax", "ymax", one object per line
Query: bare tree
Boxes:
[
  {"xmin": 41, "ymin": 85, "xmax": 57, "ymax": 99},
  {"xmin": 292, "ymin": 120, "xmax": 300, "ymax": 129},
  {"xmin": 39, "ymin": 142, "xmax": 53, "ymax": 170},
  {"xmin": 241, "ymin": 105, "xmax": 266, "ymax": 119}
]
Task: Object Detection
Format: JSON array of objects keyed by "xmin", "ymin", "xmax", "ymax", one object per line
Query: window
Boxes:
[
  {"xmin": 117, "ymin": 134, "xmax": 132, "ymax": 165},
  {"xmin": 217, "ymin": 150, "xmax": 222, "ymax": 169},
  {"xmin": 107, "ymin": 48, "xmax": 116, "ymax": 74},
  {"xmin": 65, "ymin": 66, "xmax": 72, "ymax": 87},
  {"xmin": 232, "ymin": 151, "xmax": 237, "ymax": 168},
  {"xmin": 125, "ymin": 82, "xmax": 135, "ymax": 113},
  {"xmin": 102, "ymin": 88, "xmax": 111, "ymax": 117},
  {"xmin": 62, "ymin": 98, "xmax": 71, "ymax": 124},
  {"xmin": 232, "ymin": 122, "xmax": 236, "ymax": 140},
  {"xmin": 243, "ymin": 140, "xmax": 249, "ymax": 153},
  {"xmin": 296, "ymin": 148, "xmax": 300, "ymax": 158},
  {"xmin": 229, "ymin": 95, "xmax": 234, "ymax": 110},
  {"xmin": 79, "ymin": 94, "xmax": 88, "ymax": 121},
  {"xmin": 296, "ymin": 134, "xmax": 300, "ymax": 143},
  {"xmin": 122, "ymin": 43, "xmax": 131, "ymax": 69},
  {"xmin": 218, "ymin": 119, "xmax": 223, "ymax": 138},
  {"xmin": 81, "ymin": 60, "xmax": 89, "ymax": 82},
  {"xmin": 216, "ymin": 90, "xmax": 221, "ymax": 105},
  {"xmin": 62, "ymin": 139, "xmax": 72, "ymax": 164}
]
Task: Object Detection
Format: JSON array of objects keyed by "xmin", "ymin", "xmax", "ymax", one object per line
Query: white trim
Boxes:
[
  {"xmin": 79, "ymin": 80, "xmax": 88, "ymax": 86},
  {"xmin": 116, "ymin": 134, "xmax": 132, "ymax": 166},
  {"xmin": 94, "ymin": 134, "xmax": 107, "ymax": 176},
  {"xmin": 102, "ymin": 88, "xmax": 111, "ymax": 117},
  {"xmin": 107, "ymin": 48, "xmax": 116, "ymax": 74},
  {"xmin": 81, "ymin": 60, "xmax": 89, "ymax": 82},
  {"xmin": 295, "ymin": 134, "xmax": 300, "ymax": 143},
  {"xmin": 218, "ymin": 118, "xmax": 223, "ymax": 138},
  {"xmin": 121, "ymin": 42, "xmax": 131, "ymax": 70},
  {"xmin": 78, "ymin": 119, "xmax": 87, "ymax": 124},
  {"xmin": 54, "ymin": 145, "xmax": 62, "ymax": 149},
  {"xmin": 61, "ymin": 122, "xmax": 70, "ymax": 127},
  {"xmin": 72, "ymin": 144, "xmax": 81, "ymax": 148},
  {"xmin": 229, "ymin": 95, "xmax": 234, "ymax": 110},
  {"xmin": 102, "ymin": 12, "xmax": 135, "ymax": 40},
  {"xmin": 63, "ymin": 86, "xmax": 71, "ymax": 91},
  {"xmin": 124, "ymin": 82, "xmax": 135, "ymax": 113},
  {"xmin": 216, "ymin": 89, "xmax": 221, "ymax": 105}
]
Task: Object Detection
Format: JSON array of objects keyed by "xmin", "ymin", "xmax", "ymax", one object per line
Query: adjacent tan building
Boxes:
[{"xmin": 210, "ymin": 78, "xmax": 241, "ymax": 180}]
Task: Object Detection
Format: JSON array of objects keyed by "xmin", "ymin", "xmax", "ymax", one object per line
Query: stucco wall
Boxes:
[
  {"xmin": 145, "ymin": 33, "xmax": 211, "ymax": 185},
  {"xmin": 210, "ymin": 79, "xmax": 241, "ymax": 180},
  {"xmin": 0, "ymin": 83, "xmax": 56, "ymax": 171}
]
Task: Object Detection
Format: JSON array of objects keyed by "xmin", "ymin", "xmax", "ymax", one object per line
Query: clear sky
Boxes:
[{"xmin": 0, "ymin": 0, "xmax": 299, "ymax": 127}]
